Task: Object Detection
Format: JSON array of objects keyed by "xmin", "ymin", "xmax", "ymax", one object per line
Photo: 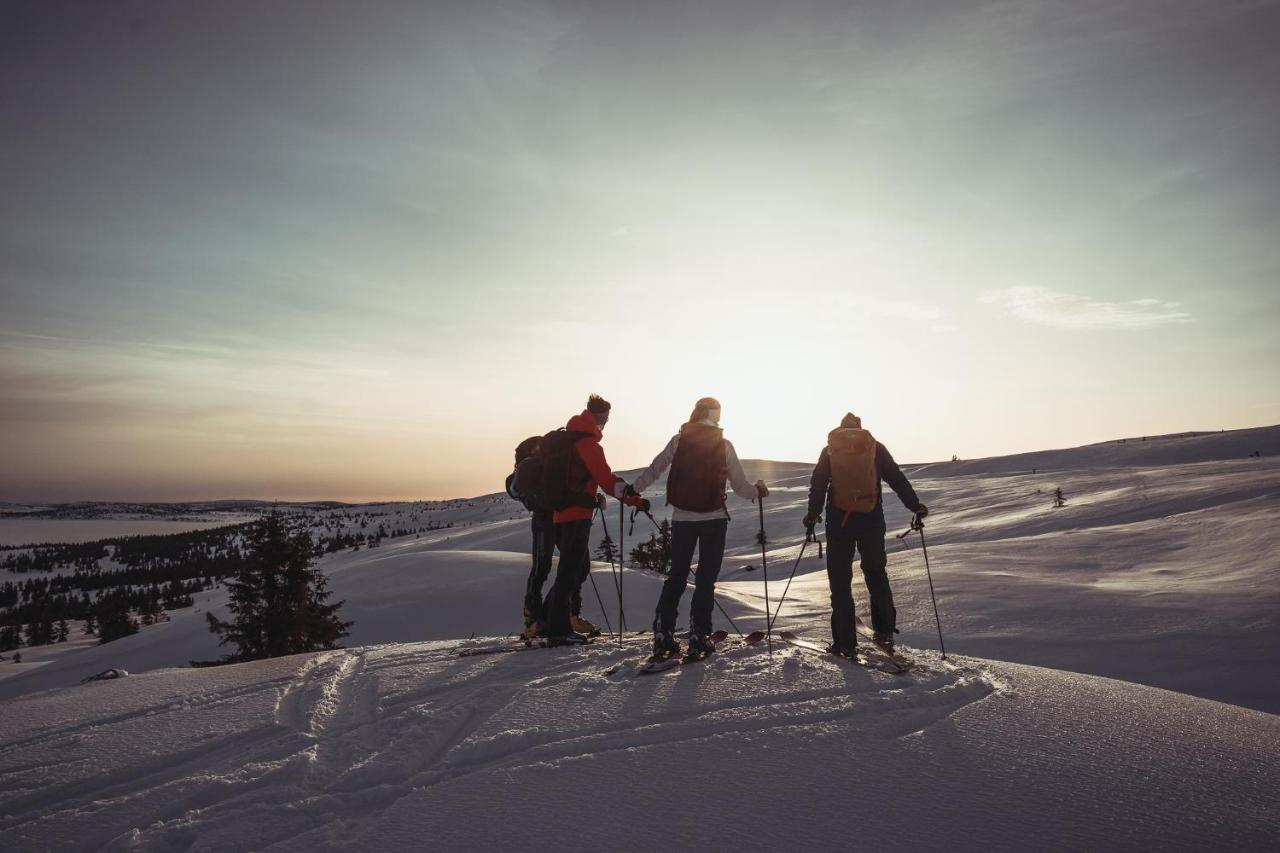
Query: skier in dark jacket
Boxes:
[
  {"xmin": 632, "ymin": 397, "xmax": 768, "ymax": 659},
  {"xmin": 506, "ymin": 435, "xmax": 557, "ymax": 639},
  {"xmin": 804, "ymin": 413, "xmax": 928, "ymax": 655}
]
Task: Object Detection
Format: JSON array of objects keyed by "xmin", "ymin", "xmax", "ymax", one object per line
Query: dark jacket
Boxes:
[{"xmin": 807, "ymin": 442, "xmax": 920, "ymax": 533}]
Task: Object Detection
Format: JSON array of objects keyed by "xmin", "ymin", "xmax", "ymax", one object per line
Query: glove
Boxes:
[
  {"xmin": 803, "ymin": 512, "xmax": 820, "ymax": 530},
  {"xmin": 623, "ymin": 482, "xmax": 640, "ymax": 497},
  {"xmin": 623, "ymin": 495, "xmax": 649, "ymax": 512},
  {"xmin": 755, "ymin": 480, "xmax": 769, "ymax": 498},
  {"xmin": 613, "ymin": 480, "xmax": 631, "ymax": 499},
  {"xmin": 595, "ymin": 493, "xmax": 607, "ymax": 511},
  {"xmin": 915, "ymin": 504, "xmax": 929, "ymax": 519}
]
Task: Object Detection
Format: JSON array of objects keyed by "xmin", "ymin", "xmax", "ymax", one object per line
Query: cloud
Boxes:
[{"xmin": 979, "ymin": 287, "xmax": 1192, "ymax": 330}]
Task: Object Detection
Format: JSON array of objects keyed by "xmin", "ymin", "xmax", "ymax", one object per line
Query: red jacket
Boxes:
[{"xmin": 553, "ymin": 410, "xmax": 640, "ymax": 523}]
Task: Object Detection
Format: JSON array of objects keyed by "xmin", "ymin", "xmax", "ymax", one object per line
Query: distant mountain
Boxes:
[{"xmin": 910, "ymin": 423, "xmax": 1278, "ymax": 475}]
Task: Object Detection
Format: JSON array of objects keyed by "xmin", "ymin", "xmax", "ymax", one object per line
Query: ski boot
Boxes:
[
  {"xmin": 651, "ymin": 629, "xmax": 680, "ymax": 661},
  {"xmin": 872, "ymin": 632, "xmax": 895, "ymax": 654},
  {"xmin": 686, "ymin": 632, "xmax": 717, "ymax": 659},
  {"xmin": 546, "ymin": 631, "xmax": 590, "ymax": 648},
  {"xmin": 570, "ymin": 615, "xmax": 600, "ymax": 637},
  {"xmin": 521, "ymin": 608, "xmax": 543, "ymax": 641},
  {"xmin": 825, "ymin": 641, "xmax": 857, "ymax": 659}
]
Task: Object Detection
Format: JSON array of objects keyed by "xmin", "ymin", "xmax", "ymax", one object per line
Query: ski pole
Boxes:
[
  {"xmin": 914, "ymin": 515, "xmax": 947, "ymax": 660},
  {"xmin": 618, "ymin": 501, "xmax": 627, "ymax": 636},
  {"xmin": 596, "ymin": 505, "xmax": 624, "ymax": 648},
  {"xmin": 757, "ymin": 496, "xmax": 772, "ymax": 658},
  {"xmin": 585, "ymin": 568, "xmax": 615, "ymax": 640},
  {"xmin": 768, "ymin": 529, "xmax": 811, "ymax": 631}
]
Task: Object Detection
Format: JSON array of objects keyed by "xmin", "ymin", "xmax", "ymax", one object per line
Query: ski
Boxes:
[
  {"xmin": 853, "ymin": 616, "xmax": 915, "ymax": 672},
  {"xmin": 458, "ymin": 636, "xmax": 597, "ymax": 657},
  {"xmin": 778, "ymin": 631, "xmax": 908, "ymax": 675},
  {"xmin": 618, "ymin": 629, "xmax": 766, "ymax": 677},
  {"xmin": 637, "ymin": 629, "xmax": 731, "ymax": 675}
]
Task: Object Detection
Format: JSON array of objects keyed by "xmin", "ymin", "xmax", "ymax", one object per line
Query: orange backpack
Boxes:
[{"xmin": 827, "ymin": 427, "xmax": 879, "ymax": 514}]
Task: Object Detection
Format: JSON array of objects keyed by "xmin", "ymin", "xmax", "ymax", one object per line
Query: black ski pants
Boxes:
[
  {"xmin": 522, "ymin": 510, "xmax": 556, "ymax": 621},
  {"xmin": 653, "ymin": 518, "xmax": 728, "ymax": 637},
  {"xmin": 826, "ymin": 521, "xmax": 895, "ymax": 648},
  {"xmin": 546, "ymin": 519, "xmax": 592, "ymax": 636}
]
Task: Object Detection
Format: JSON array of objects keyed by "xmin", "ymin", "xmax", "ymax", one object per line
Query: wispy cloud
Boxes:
[{"xmin": 979, "ymin": 287, "xmax": 1192, "ymax": 330}]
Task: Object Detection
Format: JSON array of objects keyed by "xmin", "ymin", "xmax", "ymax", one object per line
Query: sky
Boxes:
[{"xmin": 2, "ymin": 0, "xmax": 1278, "ymax": 503}]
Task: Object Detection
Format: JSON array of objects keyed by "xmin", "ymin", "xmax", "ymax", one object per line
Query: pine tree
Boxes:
[
  {"xmin": 56, "ymin": 619, "xmax": 69, "ymax": 642},
  {"xmin": 23, "ymin": 613, "xmax": 54, "ymax": 647},
  {"xmin": 97, "ymin": 593, "xmax": 140, "ymax": 643},
  {"xmin": 629, "ymin": 520, "xmax": 672, "ymax": 573},
  {"xmin": 205, "ymin": 513, "xmax": 352, "ymax": 663},
  {"xmin": 0, "ymin": 625, "xmax": 20, "ymax": 651},
  {"xmin": 594, "ymin": 533, "xmax": 617, "ymax": 565},
  {"xmin": 83, "ymin": 613, "xmax": 97, "ymax": 636}
]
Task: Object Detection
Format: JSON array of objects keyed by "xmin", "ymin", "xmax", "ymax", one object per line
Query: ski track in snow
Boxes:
[{"xmin": 0, "ymin": 638, "xmax": 1000, "ymax": 852}]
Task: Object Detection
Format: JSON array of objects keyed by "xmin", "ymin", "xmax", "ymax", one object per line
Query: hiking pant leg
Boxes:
[
  {"xmin": 825, "ymin": 533, "xmax": 857, "ymax": 648},
  {"xmin": 856, "ymin": 528, "xmax": 895, "ymax": 635},
  {"xmin": 547, "ymin": 520, "xmax": 591, "ymax": 636},
  {"xmin": 689, "ymin": 519, "xmax": 728, "ymax": 636},
  {"xmin": 524, "ymin": 511, "xmax": 555, "ymax": 620},
  {"xmin": 654, "ymin": 520, "xmax": 699, "ymax": 634},
  {"xmin": 570, "ymin": 557, "xmax": 586, "ymax": 618}
]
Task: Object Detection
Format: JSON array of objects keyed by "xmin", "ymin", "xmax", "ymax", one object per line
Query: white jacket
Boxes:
[{"xmin": 632, "ymin": 426, "xmax": 758, "ymax": 522}]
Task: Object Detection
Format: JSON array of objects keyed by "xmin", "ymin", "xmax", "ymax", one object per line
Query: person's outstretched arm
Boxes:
[
  {"xmin": 877, "ymin": 443, "xmax": 923, "ymax": 513},
  {"xmin": 724, "ymin": 440, "xmax": 764, "ymax": 500},
  {"xmin": 577, "ymin": 438, "xmax": 645, "ymax": 506},
  {"xmin": 632, "ymin": 434, "xmax": 679, "ymax": 494},
  {"xmin": 806, "ymin": 448, "xmax": 831, "ymax": 519}
]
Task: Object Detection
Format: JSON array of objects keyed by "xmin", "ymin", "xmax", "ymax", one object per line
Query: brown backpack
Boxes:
[
  {"xmin": 666, "ymin": 423, "xmax": 728, "ymax": 513},
  {"xmin": 827, "ymin": 427, "xmax": 878, "ymax": 514}
]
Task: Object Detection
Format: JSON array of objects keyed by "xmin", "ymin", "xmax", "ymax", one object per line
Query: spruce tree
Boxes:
[
  {"xmin": 97, "ymin": 593, "xmax": 140, "ymax": 643},
  {"xmin": 205, "ymin": 513, "xmax": 352, "ymax": 663},
  {"xmin": 628, "ymin": 520, "xmax": 672, "ymax": 573},
  {"xmin": 594, "ymin": 533, "xmax": 617, "ymax": 565}
]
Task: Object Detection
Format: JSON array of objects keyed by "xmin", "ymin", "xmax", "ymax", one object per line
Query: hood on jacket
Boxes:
[{"xmin": 566, "ymin": 409, "xmax": 603, "ymax": 439}]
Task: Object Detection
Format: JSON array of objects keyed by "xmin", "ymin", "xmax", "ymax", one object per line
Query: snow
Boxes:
[
  {"xmin": 1, "ymin": 637, "xmax": 1276, "ymax": 851},
  {"xmin": 1, "ymin": 426, "xmax": 1278, "ymax": 850}
]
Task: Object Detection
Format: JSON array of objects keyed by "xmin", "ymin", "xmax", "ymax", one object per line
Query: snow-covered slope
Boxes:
[
  {"xmin": 0, "ymin": 549, "xmax": 688, "ymax": 701},
  {"xmin": 1, "ymin": 427, "xmax": 1277, "ymax": 850},
  {"xmin": 1, "ymin": 636, "xmax": 1276, "ymax": 852},
  {"xmin": 4, "ymin": 427, "xmax": 1278, "ymax": 713}
]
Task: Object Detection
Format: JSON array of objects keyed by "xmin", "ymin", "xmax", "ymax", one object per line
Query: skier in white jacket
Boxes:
[{"xmin": 631, "ymin": 397, "xmax": 767, "ymax": 659}]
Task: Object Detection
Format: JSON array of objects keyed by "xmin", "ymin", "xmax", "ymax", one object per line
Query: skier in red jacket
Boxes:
[{"xmin": 544, "ymin": 394, "xmax": 647, "ymax": 645}]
